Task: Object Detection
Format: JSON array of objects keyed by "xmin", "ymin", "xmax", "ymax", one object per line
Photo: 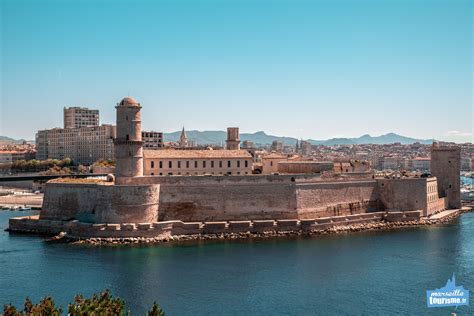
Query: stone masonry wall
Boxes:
[
  {"xmin": 295, "ymin": 180, "xmax": 379, "ymax": 219},
  {"xmin": 40, "ymin": 182, "xmax": 160, "ymax": 223},
  {"xmin": 38, "ymin": 174, "xmax": 438, "ymax": 225},
  {"xmin": 9, "ymin": 211, "xmax": 424, "ymax": 239},
  {"xmin": 158, "ymin": 182, "xmax": 297, "ymax": 221},
  {"xmin": 376, "ymin": 178, "xmax": 428, "ymax": 215}
]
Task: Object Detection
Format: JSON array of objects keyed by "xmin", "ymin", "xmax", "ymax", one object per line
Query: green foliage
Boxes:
[
  {"xmin": 3, "ymin": 290, "xmax": 164, "ymax": 316},
  {"xmin": 77, "ymin": 165, "xmax": 89, "ymax": 174},
  {"xmin": 68, "ymin": 290, "xmax": 125, "ymax": 315},
  {"xmin": 94, "ymin": 159, "xmax": 115, "ymax": 167},
  {"xmin": 147, "ymin": 302, "xmax": 165, "ymax": 316},
  {"xmin": 27, "ymin": 297, "xmax": 62, "ymax": 315},
  {"xmin": 3, "ymin": 304, "xmax": 20, "ymax": 316},
  {"xmin": 39, "ymin": 166, "xmax": 73, "ymax": 176},
  {"xmin": 0, "ymin": 158, "xmax": 75, "ymax": 172},
  {"xmin": 3, "ymin": 297, "xmax": 62, "ymax": 316}
]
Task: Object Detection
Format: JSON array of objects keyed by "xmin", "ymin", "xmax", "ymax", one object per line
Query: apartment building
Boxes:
[
  {"xmin": 36, "ymin": 125, "xmax": 116, "ymax": 165},
  {"xmin": 64, "ymin": 107, "xmax": 100, "ymax": 129}
]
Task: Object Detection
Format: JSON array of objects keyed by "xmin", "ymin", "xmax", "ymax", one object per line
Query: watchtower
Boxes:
[
  {"xmin": 430, "ymin": 142, "xmax": 461, "ymax": 209},
  {"xmin": 114, "ymin": 97, "xmax": 143, "ymax": 178}
]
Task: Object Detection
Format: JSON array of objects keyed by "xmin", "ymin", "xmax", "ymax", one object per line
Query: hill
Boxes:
[{"xmin": 162, "ymin": 131, "xmax": 432, "ymax": 146}]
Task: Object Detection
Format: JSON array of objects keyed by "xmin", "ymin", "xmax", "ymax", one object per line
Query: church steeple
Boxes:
[{"xmin": 179, "ymin": 126, "xmax": 188, "ymax": 148}]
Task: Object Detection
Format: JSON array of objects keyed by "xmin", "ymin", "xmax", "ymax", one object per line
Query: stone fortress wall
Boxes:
[
  {"xmin": 119, "ymin": 173, "xmax": 382, "ymax": 222},
  {"xmin": 40, "ymin": 182, "xmax": 159, "ymax": 224},
  {"xmin": 34, "ymin": 172, "xmax": 439, "ymax": 225},
  {"xmin": 8, "ymin": 97, "xmax": 462, "ymax": 239},
  {"xmin": 9, "ymin": 211, "xmax": 424, "ymax": 239}
]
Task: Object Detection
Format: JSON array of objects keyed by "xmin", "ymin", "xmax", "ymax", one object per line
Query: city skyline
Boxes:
[{"xmin": 1, "ymin": 0, "xmax": 472, "ymax": 143}]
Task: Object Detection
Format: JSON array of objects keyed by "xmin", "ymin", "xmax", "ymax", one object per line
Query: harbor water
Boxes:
[{"xmin": 1, "ymin": 210, "xmax": 473, "ymax": 315}]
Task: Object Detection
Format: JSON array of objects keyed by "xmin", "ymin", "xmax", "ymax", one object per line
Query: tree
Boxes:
[
  {"xmin": 77, "ymin": 165, "xmax": 89, "ymax": 174},
  {"xmin": 3, "ymin": 297, "xmax": 62, "ymax": 316},
  {"xmin": 147, "ymin": 302, "xmax": 165, "ymax": 316},
  {"xmin": 67, "ymin": 290, "xmax": 127, "ymax": 315},
  {"xmin": 2, "ymin": 291, "xmax": 164, "ymax": 315},
  {"xmin": 2, "ymin": 304, "xmax": 20, "ymax": 316},
  {"xmin": 61, "ymin": 158, "xmax": 72, "ymax": 167}
]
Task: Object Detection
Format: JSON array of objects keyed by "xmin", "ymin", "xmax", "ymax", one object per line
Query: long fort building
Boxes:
[{"xmin": 10, "ymin": 97, "xmax": 462, "ymax": 238}]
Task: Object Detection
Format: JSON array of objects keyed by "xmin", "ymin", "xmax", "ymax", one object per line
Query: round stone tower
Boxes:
[{"xmin": 115, "ymin": 97, "xmax": 143, "ymax": 178}]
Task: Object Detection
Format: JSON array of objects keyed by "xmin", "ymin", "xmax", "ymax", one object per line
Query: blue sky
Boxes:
[{"xmin": 1, "ymin": 0, "xmax": 472, "ymax": 142}]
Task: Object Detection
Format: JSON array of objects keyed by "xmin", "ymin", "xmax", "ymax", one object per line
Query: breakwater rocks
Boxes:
[{"xmin": 70, "ymin": 210, "xmax": 466, "ymax": 246}]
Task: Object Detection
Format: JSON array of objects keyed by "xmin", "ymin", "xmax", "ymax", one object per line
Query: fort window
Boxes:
[
  {"xmin": 169, "ymin": 161, "xmax": 172, "ymax": 168},
  {"xmin": 151, "ymin": 172, "xmax": 154, "ymax": 176},
  {"xmin": 449, "ymin": 184, "xmax": 452, "ymax": 188},
  {"xmin": 245, "ymin": 160, "xmax": 248, "ymax": 168},
  {"xmin": 159, "ymin": 161, "xmax": 163, "ymax": 168},
  {"xmin": 151, "ymin": 161, "xmax": 154, "ymax": 168},
  {"xmin": 159, "ymin": 173, "xmax": 163, "ymax": 175},
  {"xmin": 178, "ymin": 161, "xmax": 181, "ymax": 168},
  {"xmin": 195, "ymin": 161, "xmax": 198, "ymax": 168},
  {"xmin": 237, "ymin": 161, "xmax": 240, "ymax": 168},
  {"xmin": 186, "ymin": 161, "xmax": 190, "ymax": 168},
  {"xmin": 228, "ymin": 161, "xmax": 231, "ymax": 168},
  {"xmin": 203, "ymin": 161, "xmax": 206, "ymax": 168},
  {"xmin": 126, "ymin": 134, "xmax": 129, "ymax": 141},
  {"xmin": 228, "ymin": 172, "xmax": 232, "ymax": 175},
  {"xmin": 168, "ymin": 172, "xmax": 173, "ymax": 175},
  {"xmin": 270, "ymin": 161, "xmax": 273, "ymax": 166},
  {"xmin": 237, "ymin": 172, "xmax": 240, "ymax": 175},
  {"xmin": 219, "ymin": 161, "xmax": 223, "ymax": 168},
  {"xmin": 211, "ymin": 161, "xmax": 214, "ymax": 168}
]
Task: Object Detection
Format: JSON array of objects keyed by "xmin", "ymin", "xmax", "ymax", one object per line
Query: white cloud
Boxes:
[{"xmin": 446, "ymin": 131, "xmax": 472, "ymax": 137}]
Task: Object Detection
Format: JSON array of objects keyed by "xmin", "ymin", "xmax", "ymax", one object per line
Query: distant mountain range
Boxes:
[
  {"xmin": 163, "ymin": 131, "xmax": 433, "ymax": 146},
  {"xmin": 0, "ymin": 132, "xmax": 432, "ymax": 147},
  {"xmin": 0, "ymin": 136, "xmax": 33, "ymax": 144}
]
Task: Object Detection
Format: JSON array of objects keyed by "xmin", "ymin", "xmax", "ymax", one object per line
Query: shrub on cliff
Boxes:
[{"xmin": 3, "ymin": 290, "xmax": 164, "ymax": 316}]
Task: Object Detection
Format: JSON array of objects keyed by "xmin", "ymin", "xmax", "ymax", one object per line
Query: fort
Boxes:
[{"xmin": 8, "ymin": 97, "xmax": 464, "ymax": 242}]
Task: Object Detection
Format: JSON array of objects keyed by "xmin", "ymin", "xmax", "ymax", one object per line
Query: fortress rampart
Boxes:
[
  {"xmin": 41, "ymin": 182, "xmax": 159, "ymax": 224},
  {"xmin": 30, "ymin": 172, "xmax": 446, "ymax": 226},
  {"xmin": 110, "ymin": 174, "xmax": 381, "ymax": 222},
  {"xmin": 7, "ymin": 97, "xmax": 461, "ymax": 240},
  {"xmin": 9, "ymin": 211, "xmax": 427, "ymax": 239}
]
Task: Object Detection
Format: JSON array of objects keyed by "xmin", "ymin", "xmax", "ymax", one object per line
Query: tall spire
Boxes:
[{"xmin": 179, "ymin": 126, "xmax": 188, "ymax": 147}]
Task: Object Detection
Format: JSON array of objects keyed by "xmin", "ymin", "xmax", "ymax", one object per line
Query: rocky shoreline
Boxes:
[{"xmin": 69, "ymin": 209, "xmax": 467, "ymax": 246}]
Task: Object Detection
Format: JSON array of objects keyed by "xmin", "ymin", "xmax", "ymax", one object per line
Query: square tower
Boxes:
[
  {"xmin": 430, "ymin": 143, "xmax": 461, "ymax": 209},
  {"xmin": 226, "ymin": 127, "xmax": 240, "ymax": 150}
]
